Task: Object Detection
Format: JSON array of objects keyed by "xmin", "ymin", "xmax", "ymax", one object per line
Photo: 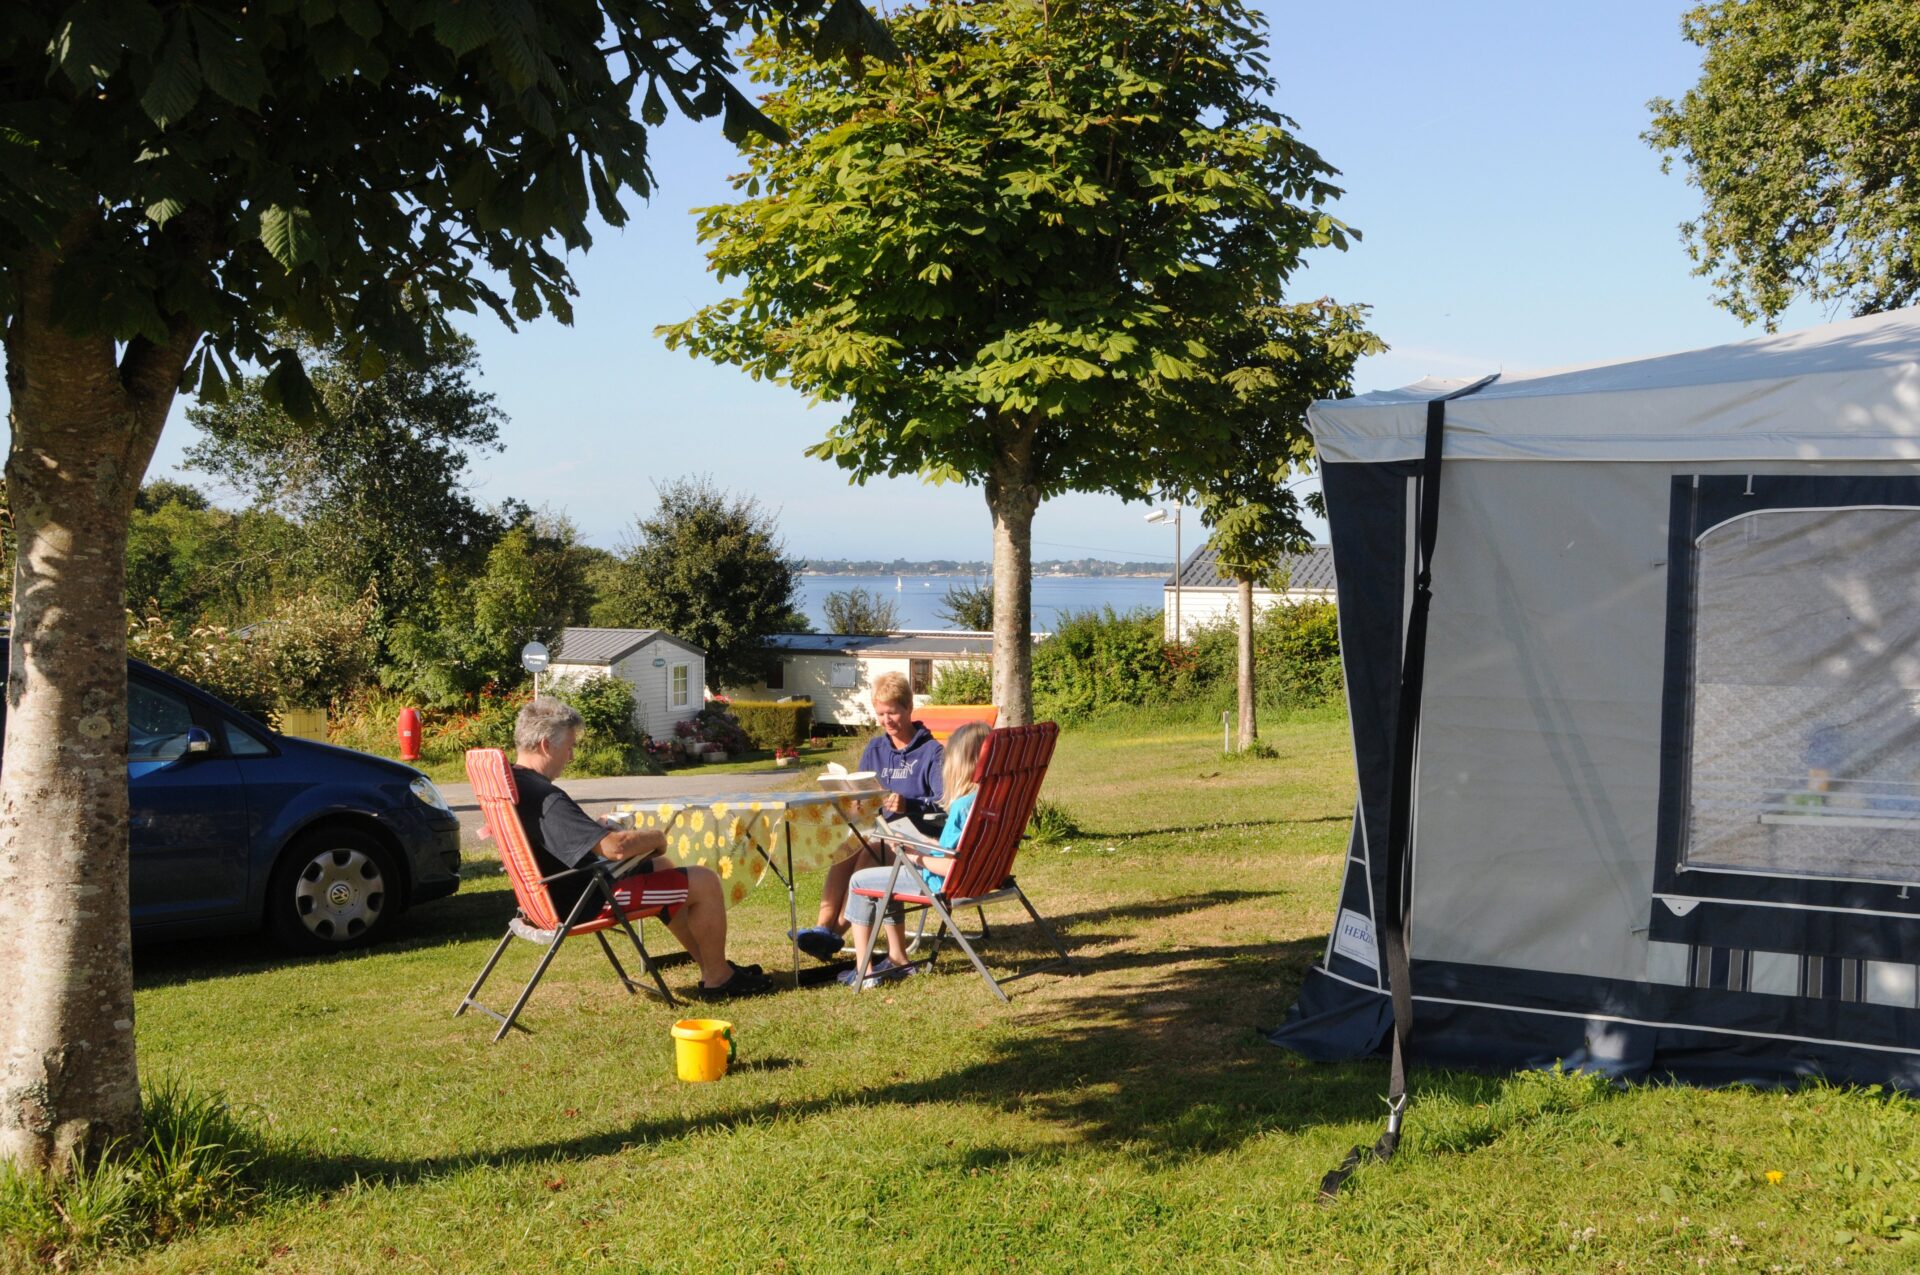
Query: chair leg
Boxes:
[
  {"xmin": 615, "ymin": 915, "xmax": 677, "ymax": 1006},
  {"xmin": 1014, "ymin": 886, "xmax": 1072, "ymax": 967},
  {"xmin": 934, "ymin": 897, "xmax": 1009, "ymax": 1004},
  {"xmin": 492, "ymin": 927, "xmax": 572, "ymax": 1043},
  {"xmin": 596, "ymin": 931, "xmax": 638, "ymax": 994},
  {"xmin": 455, "ymin": 929, "xmax": 516, "ymax": 1018}
]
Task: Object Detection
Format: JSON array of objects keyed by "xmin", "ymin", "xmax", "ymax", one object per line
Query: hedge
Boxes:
[{"xmin": 727, "ymin": 699, "xmax": 813, "ymax": 749}]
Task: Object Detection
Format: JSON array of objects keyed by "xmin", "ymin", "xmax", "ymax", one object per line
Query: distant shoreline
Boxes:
[{"xmin": 799, "ymin": 570, "xmax": 1167, "ymax": 579}]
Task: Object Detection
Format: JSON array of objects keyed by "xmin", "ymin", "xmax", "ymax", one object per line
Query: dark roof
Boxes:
[
  {"xmin": 551, "ymin": 627, "xmax": 704, "ymax": 665},
  {"xmin": 1171, "ymin": 542, "xmax": 1337, "ymax": 592},
  {"xmin": 766, "ymin": 632, "xmax": 996, "ymax": 658}
]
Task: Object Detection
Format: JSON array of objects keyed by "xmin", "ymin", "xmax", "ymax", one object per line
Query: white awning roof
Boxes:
[{"xmin": 1308, "ymin": 307, "xmax": 1920, "ymax": 464}]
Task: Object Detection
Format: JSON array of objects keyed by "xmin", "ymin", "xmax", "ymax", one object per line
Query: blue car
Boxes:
[{"xmin": 5, "ymin": 644, "xmax": 463, "ymax": 952}]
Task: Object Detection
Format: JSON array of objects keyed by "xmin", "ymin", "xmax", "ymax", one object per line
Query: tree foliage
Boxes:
[
  {"xmin": 1646, "ymin": 0, "xmax": 1920, "ymax": 325},
  {"xmin": 184, "ymin": 329, "xmax": 509, "ymax": 630},
  {"xmin": 1191, "ymin": 297, "xmax": 1383, "ymax": 586},
  {"xmin": 823, "ymin": 587, "xmax": 900, "ymax": 634},
  {"xmin": 936, "ymin": 577, "xmax": 993, "ymax": 630},
  {"xmin": 591, "ymin": 477, "xmax": 801, "ymax": 687},
  {"xmin": 662, "ymin": 0, "xmax": 1359, "ymax": 722},
  {"xmin": 385, "ymin": 512, "xmax": 598, "ymax": 706}
]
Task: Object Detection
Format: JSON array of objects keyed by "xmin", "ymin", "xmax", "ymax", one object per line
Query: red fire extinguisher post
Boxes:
[{"xmin": 397, "ymin": 707, "xmax": 422, "ymax": 762}]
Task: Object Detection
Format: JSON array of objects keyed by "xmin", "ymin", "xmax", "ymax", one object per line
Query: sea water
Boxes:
[{"xmin": 793, "ymin": 574, "xmax": 1166, "ymax": 632}]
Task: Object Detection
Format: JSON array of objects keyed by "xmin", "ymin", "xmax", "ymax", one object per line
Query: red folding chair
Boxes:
[
  {"xmin": 455, "ymin": 749, "xmax": 677, "ymax": 1041},
  {"xmin": 851, "ymin": 722, "xmax": 1072, "ymax": 1002}
]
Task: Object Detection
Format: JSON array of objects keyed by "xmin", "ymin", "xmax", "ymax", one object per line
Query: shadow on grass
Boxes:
[
  {"xmin": 1075, "ymin": 814, "xmax": 1350, "ymax": 841},
  {"xmin": 247, "ymin": 891, "xmax": 1420, "ymax": 1197},
  {"xmin": 133, "ymin": 885, "xmax": 1285, "ymax": 992}
]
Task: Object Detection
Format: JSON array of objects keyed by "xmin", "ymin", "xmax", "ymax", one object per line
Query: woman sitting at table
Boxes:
[{"xmin": 790, "ymin": 671, "xmax": 943, "ymax": 961}]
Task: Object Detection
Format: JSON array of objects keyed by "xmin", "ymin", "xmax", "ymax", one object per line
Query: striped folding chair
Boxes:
[
  {"xmin": 455, "ymin": 749, "xmax": 677, "ymax": 1041},
  {"xmin": 850, "ymin": 722, "xmax": 1072, "ymax": 1002}
]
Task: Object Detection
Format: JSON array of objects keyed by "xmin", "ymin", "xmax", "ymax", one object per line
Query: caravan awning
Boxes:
[{"xmin": 1309, "ymin": 307, "xmax": 1920, "ymax": 465}]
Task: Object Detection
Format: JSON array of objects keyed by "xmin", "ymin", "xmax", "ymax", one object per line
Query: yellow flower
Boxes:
[
  {"xmin": 1765, "ymin": 1170, "xmax": 1784, "ymax": 1185},
  {"xmin": 703, "ymin": 831, "xmax": 716, "ymax": 850},
  {"xmin": 718, "ymin": 856, "xmax": 733, "ymax": 879},
  {"xmin": 690, "ymin": 811, "xmax": 706, "ymax": 831},
  {"xmin": 696, "ymin": 857, "xmax": 708, "ymax": 867},
  {"xmin": 730, "ymin": 881, "xmax": 749, "ymax": 904}
]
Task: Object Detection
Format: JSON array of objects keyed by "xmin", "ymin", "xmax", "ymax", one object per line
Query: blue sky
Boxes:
[{"xmin": 15, "ymin": 1, "xmax": 1830, "ymax": 561}]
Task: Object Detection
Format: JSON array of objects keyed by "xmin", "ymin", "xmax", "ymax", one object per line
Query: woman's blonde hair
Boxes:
[
  {"xmin": 941, "ymin": 722, "xmax": 991, "ymax": 805},
  {"xmin": 870, "ymin": 671, "xmax": 914, "ymax": 712}
]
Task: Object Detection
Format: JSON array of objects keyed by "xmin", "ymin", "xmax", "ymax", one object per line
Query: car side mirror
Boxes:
[{"xmin": 183, "ymin": 726, "xmax": 214, "ymax": 757}]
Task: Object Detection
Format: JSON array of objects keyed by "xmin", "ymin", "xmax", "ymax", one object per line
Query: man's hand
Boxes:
[
  {"xmin": 881, "ymin": 791, "xmax": 905, "ymax": 815},
  {"xmin": 598, "ymin": 828, "xmax": 667, "ymax": 861}
]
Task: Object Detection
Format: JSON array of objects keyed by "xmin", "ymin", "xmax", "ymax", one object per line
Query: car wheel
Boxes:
[{"xmin": 268, "ymin": 827, "xmax": 399, "ymax": 952}]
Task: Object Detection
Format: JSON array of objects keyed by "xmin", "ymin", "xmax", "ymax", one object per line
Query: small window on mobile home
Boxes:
[
  {"xmin": 910, "ymin": 658, "xmax": 932, "ymax": 695},
  {"xmin": 829, "ymin": 661, "xmax": 857, "ymax": 690},
  {"xmin": 672, "ymin": 664, "xmax": 689, "ymax": 707},
  {"xmin": 766, "ymin": 660, "xmax": 785, "ymax": 690}
]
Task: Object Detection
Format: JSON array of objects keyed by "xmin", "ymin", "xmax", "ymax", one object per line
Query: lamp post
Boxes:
[{"xmin": 1145, "ymin": 502, "xmax": 1183, "ymax": 641}]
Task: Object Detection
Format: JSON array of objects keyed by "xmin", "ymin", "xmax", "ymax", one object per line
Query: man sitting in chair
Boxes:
[
  {"xmin": 513, "ymin": 697, "xmax": 772, "ymax": 1001},
  {"xmin": 789, "ymin": 671, "xmax": 944, "ymax": 961}
]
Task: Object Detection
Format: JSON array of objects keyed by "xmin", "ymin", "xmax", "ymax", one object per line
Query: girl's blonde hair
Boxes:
[{"xmin": 941, "ymin": 722, "xmax": 991, "ymax": 805}]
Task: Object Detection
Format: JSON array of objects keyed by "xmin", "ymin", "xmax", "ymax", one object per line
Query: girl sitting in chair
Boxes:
[{"xmin": 837, "ymin": 722, "xmax": 990, "ymax": 988}]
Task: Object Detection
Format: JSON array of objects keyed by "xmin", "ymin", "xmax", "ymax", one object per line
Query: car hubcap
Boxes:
[{"xmin": 294, "ymin": 847, "xmax": 385, "ymax": 941}]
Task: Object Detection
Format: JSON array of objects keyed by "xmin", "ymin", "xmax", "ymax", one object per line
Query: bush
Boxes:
[
  {"xmin": 1183, "ymin": 600, "xmax": 1344, "ymax": 712},
  {"xmin": 929, "ymin": 660, "xmax": 992, "ymax": 705},
  {"xmin": 549, "ymin": 675, "xmax": 642, "ymax": 748},
  {"xmin": 128, "ymin": 612, "xmax": 277, "ymax": 720},
  {"xmin": 1031, "ymin": 607, "xmax": 1171, "ymax": 720},
  {"xmin": 728, "ymin": 699, "xmax": 813, "ymax": 749},
  {"xmin": 1028, "ymin": 601, "xmax": 1345, "ymax": 722}
]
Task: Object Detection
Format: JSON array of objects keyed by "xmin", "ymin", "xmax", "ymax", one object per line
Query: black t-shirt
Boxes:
[{"xmin": 512, "ymin": 766, "xmax": 613, "ymax": 920}]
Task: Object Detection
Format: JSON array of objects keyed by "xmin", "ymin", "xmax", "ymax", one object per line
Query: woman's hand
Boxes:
[{"xmin": 880, "ymin": 791, "xmax": 905, "ymax": 815}]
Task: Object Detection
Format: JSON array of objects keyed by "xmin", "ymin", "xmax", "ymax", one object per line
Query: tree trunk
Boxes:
[
  {"xmin": 1, "ymin": 238, "xmax": 194, "ymax": 1174},
  {"xmin": 984, "ymin": 420, "xmax": 1040, "ymax": 726},
  {"xmin": 1235, "ymin": 576, "xmax": 1256, "ymax": 750}
]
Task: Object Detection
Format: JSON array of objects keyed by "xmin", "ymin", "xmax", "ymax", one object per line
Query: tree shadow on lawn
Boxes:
[
  {"xmin": 274, "ymin": 899, "xmax": 1422, "ymax": 1195},
  {"xmin": 1072, "ymin": 813, "xmax": 1351, "ymax": 842},
  {"xmin": 131, "ymin": 884, "xmax": 1287, "ymax": 991}
]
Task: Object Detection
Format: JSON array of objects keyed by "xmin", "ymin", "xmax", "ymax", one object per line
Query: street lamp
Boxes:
[{"xmin": 1145, "ymin": 503, "xmax": 1183, "ymax": 641}]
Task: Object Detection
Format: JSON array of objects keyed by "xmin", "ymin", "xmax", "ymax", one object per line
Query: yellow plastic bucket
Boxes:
[{"xmin": 671, "ymin": 1018, "xmax": 735, "ymax": 1083}]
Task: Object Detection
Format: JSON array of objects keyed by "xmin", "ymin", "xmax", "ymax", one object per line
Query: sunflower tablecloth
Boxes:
[{"xmin": 610, "ymin": 788, "xmax": 885, "ymax": 908}]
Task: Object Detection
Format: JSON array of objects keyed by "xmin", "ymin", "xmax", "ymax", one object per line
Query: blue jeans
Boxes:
[{"xmin": 843, "ymin": 865, "xmax": 929, "ymax": 928}]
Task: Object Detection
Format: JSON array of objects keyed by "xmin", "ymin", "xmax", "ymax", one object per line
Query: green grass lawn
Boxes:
[{"xmin": 58, "ymin": 708, "xmax": 1920, "ymax": 1272}]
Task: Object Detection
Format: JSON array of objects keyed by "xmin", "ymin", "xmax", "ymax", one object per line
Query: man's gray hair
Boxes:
[{"xmin": 515, "ymin": 697, "xmax": 584, "ymax": 753}]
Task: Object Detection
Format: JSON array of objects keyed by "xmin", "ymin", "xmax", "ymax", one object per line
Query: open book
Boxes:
[
  {"xmin": 871, "ymin": 813, "xmax": 948, "ymax": 852},
  {"xmin": 816, "ymin": 762, "xmax": 882, "ymax": 794}
]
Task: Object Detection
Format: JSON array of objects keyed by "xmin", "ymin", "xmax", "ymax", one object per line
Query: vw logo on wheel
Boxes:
[{"xmin": 327, "ymin": 881, "xmax": 355, "ymax": 908}]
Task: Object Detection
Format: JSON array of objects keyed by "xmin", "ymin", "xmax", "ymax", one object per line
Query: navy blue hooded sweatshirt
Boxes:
[{"xmin": 858, "ymin": 723, "xmax": 945, "ymax": 816}]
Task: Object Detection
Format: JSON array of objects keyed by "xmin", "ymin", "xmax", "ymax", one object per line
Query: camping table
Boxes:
[{"xmin": 609, "ymin": 788, "xmax": 885, "ymax": 981}]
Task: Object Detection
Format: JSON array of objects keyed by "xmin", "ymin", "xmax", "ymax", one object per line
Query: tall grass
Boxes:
[{"xmin": 0, "ymin": 1076, "xmax": 277, "ymax": 1269}]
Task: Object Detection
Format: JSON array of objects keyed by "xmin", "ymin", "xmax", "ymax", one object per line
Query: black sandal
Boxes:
[{"xmin": 691, "ymin": 967, "xmax": 776, "ymax": 1002}]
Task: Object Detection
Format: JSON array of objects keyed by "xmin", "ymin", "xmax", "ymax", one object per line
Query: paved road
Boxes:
[{"xmin": 438, "ymin": 768, "xmax": 814, "ymax": 845}]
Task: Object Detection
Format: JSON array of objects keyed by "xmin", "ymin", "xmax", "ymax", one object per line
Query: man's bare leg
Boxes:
[{"xmin": 663, "ymin": 868, "xmax": 735, "ymax": 986}]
